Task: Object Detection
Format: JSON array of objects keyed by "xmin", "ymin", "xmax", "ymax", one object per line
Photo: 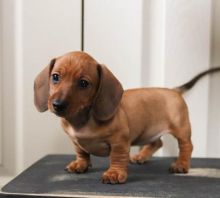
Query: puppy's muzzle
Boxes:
[{"xmin": 52, "ymin": 99, "xmax": 67, "ymax": 114}]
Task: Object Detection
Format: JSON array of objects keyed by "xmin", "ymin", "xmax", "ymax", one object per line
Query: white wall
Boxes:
[
  {"xmin": 207, "ymin": 0, "xmax": 220, "ymax": 157},
  {"xmin": 0, "ymin": 0, "xmax": 2, "ymax": 166},
  {"xmin": 0, "ymin": 0, "xmax": 19, "ymax": 183},
  {"xmin": 141, "ymin": 0, "xmax": 166, "ymax": 87},
  {"xmin": 0, "ymin": 0, "xmax": 18, "ymax": 186},
  {"xmin": 0, "ymin": 0, "xmax": 82, "ymax": 186},
  {"xmin": 142, "ymin": 0, "xmax": 212, "ymax": 157},
  {"xmin": 21, "ymin": 0, "xmax": 82, "ymax": 168},
  {"xmin": 164, "ymin": 0, "xmax": 212, "ymax": 157},
  {"xmin": 84, "ymin": 0, "xmax": 143, "ymax": 89}
]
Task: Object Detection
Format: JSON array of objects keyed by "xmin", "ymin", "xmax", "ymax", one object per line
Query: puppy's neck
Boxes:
[{"xmin": 64, "ymin": 105, "xmax": 92, "ymax": 130}]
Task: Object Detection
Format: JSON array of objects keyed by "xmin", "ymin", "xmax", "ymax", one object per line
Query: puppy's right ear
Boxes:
[{"xmin": 34, "ymin": 59, "xmax": 56, "ymax": 112}]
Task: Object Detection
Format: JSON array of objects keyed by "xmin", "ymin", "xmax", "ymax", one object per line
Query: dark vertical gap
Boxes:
[{"xmin": 81, "ymin": 0, "xmax": 84, "ymax": 51}]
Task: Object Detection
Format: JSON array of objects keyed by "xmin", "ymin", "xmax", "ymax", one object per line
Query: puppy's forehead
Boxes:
[{"xmin": 54, "ymin": 52, "xmax": 98, "ymax": 76}]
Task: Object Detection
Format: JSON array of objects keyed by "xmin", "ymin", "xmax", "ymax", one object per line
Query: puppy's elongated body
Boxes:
[{"xmin": 34, "ymin": 51, "xmax": 220, "ymax": 184}]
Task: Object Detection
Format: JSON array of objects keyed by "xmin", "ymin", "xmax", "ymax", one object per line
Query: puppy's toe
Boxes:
[
  {"xmin": 101, "ymin": 169, "xmax": 127, "ymax": 184},
  {"xmin": 129, "ymin": 154, "xmax": 148, "ymax": 164},
  {"xmin": 65, "ymin": 160, "xmax": 90, "ymax": 174},
  {"xmin": 169, "ymin": 161, "xmax": 189, "ymax": 174}
]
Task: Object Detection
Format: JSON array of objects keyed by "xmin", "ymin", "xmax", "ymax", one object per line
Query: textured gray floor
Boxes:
[{"xmin": 1, "ymin": 155, "xmax": 220, "ymax": 198}]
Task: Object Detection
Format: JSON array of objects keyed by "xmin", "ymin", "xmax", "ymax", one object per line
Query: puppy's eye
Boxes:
[
  {"xmin": 78, "ymin": 79, "xmax": 89, "ymax": 88},
  {"xmin": 52, "ymin": 73, "xmax": 60, "ymax": 84}
]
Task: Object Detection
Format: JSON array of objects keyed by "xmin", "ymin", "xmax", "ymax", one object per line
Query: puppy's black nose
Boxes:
[{"xmin": 52, "ymin": 100, "xmax": 66, "ymax": 112}]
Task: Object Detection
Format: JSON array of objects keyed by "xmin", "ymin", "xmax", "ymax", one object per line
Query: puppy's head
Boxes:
[{"xmin": 34, "ymin": 51, "xmax": 123, "ymax": 122}]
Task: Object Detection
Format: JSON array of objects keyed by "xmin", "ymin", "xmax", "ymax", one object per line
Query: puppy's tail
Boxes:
[{"xmin": 174, "ymin": 67, "xmax": 220, "ymax": 94}]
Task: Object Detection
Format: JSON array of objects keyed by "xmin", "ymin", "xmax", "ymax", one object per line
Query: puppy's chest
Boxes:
[{"xmin": 64, "ymin": 124, "xmax": 110, "ymax": 157}]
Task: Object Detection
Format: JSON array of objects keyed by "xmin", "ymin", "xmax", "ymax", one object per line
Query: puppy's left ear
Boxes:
[
  {"xmin": 93, "ymin": 64, "xmax": 124, "ymax": 121},
  {"xmin": 34, "ymin": 59, "xmax": 56, "ymax": 112}
]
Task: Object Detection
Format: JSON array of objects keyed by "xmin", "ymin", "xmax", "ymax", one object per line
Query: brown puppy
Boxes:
[{"xmin": 34, "ymin": 51, "xmax": 220, "ymax": 184}]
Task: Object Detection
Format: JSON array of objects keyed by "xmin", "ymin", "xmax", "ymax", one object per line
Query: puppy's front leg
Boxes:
[
  {"xmin": 65, "ymin": 142, "xmax": 91, "ymax": 173},
  {"xmin": 102, "ymin": 139, "xmax": 130, "ymax": 184}
]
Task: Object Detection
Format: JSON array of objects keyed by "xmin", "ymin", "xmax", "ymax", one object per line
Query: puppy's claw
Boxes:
[
  {"xmin": 129, "ymin": 154, "xmax": 149, "ymax": 164},
  {"xmin": 65, "ymin": 160, "xmax": 90, "ymax": 174},
  {"xmin": 101, "ymin": 169, "xmax": 127, "ymax": 184},
  {"xmin": 169, "ymin": 161, "xmax": 189, "ymax": 174},
  {"xmin": 64, "ymin": 167, "xmax": 70, "ymax": 172}
]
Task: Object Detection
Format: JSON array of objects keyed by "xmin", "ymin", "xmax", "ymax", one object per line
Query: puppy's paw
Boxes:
[
  {"xmin": 65, "ymin": 159, "xmax": 90, "ymax": 173},
  {"xmin": 169, "ymin": 161, "xmax": 189, "ymax": 174},
  {"xmin": 129, "ymin": 154, "xmax": 149, "ymax": 164},
  {"xmin": 101, "ymin": 169, "xmax": 127, "ymax": 184}
]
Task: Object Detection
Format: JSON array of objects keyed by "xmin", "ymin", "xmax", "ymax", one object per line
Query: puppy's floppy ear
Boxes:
[
  {"xmin": 34, "ymin": 59, "xmax": 56, "ymax": 112},
  {"xmin": 93, "ymin": 64, "xmax": 124, "ymax": 121}
]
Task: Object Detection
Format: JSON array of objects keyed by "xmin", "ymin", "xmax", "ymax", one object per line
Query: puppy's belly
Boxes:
[
  {"xmin": 77, "ymin": 140, "xmax": 110, "ymax": 157},
  {"xmin": 132, "ymin": 130, "xmax": 168, "ymax": 145}
]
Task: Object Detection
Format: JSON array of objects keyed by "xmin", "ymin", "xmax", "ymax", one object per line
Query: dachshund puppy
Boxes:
[{"xmin": 34, "ymin": 51, "xmax": 220, "ymax": 184}]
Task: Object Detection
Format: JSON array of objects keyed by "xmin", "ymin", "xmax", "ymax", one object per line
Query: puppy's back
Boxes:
[{"xmin": 121, "ymin": 88, "xmax": 189, "ymax": 143}]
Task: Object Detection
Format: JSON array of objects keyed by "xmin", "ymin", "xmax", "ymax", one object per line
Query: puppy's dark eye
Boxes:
[
  {"xmin": 79, "ymin": 79, "xmax": 89, "ymax": 88},
  {"xmin": 52, "ymin": 73, "xmax": 60, "ymax": 84}
]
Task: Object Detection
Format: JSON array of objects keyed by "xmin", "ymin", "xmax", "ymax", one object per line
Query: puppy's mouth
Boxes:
[
  {"xmin": 52, "ymin": 109, "xmax": 66, "ymax": 117},
  {"xmin": 51, "ymin": 107, "xmax": 67, "ymax": 117},
  {"xmin": 51, "ymin": 104, "xmax": 91, "ymax": 122},
  {"xmin": 51, "ymin": 104, "xmax": 78, "ymax": 118}
]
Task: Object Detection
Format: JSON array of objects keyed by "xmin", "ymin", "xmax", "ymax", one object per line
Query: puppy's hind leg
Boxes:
[
  {"xmin": 169, "ymin": 125, "xmax": 193, "ymax": 173},
  {"xmin": 130, "ymin": 139, "xmax": 163, "ymax": 164}
]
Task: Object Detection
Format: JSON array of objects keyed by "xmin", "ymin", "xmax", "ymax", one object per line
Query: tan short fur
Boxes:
[{"xmin": 34, "ymin": 51, "xmax": 220, "ymax": 184}]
